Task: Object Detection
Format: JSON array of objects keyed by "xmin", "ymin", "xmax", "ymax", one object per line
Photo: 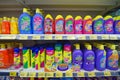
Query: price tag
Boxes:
[
  {"xmin": 67, "ymin": 35, "xmax": 75, "ymax": 40},
  {"xmin": 56, "ymin": 71, "xmax": 63, "ymax": 77},
  {"xmin": 45, "ymin": 35, "xmax": 52, "ymax": 40},
  {"xmin": 29, "ymin": 72, "xmax": 36, "ymax": 77},
  {"xmin": 102, "ymin": 35, "xmax": 109, "ymax": 40},
  {"xmin": 77, "ymin": 72, "xmax": 85, "ymax": 77},
  {"xmin": 19, "ymin": 35, "xmax": 28, "ymax": 39},
  {"xmin": 10, "ymin": 72, "xmax": 17, "ymax": 76},
  {"xmin": 88, "ymin": 72, "xmax": 95, "ymax": 77},
  {"xmin": 66, "ymin": 71, "xmax": 73, "ymax": 77},
  {"xmin": 90, "ymin": 35, "xmax": 97, "ymax": 40},
  {"xmin": 110, "ymin": 35, "xmax": 117, "ymax": 40},
  {"xmin": 79, "ymin": 35, "xmax": 86, "ymax": 40},
  {"xmin": 38, "ymin": 72, "xmax": 45, "ymax": 77},
  {"xmin": 55, "ymin": 35, "xmax": 62, "ymax": 40},
  {"xmin": 104, "ymin": 71, "xmax": 111, "ymax": 76},
  {"xmin": 46, "ymin": 72, "xmax": 54, "ymax": 77},
  {"xmin": 32, "ymin": 35, "xmax": 40, "ymax": 40},
  {"xmin": 20, "ymin": 72, "xmax": 28, "ymax": 77}
]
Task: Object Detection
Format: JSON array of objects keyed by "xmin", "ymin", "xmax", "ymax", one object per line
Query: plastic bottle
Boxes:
[
  {"xmin": 83, "ymin": 15, "xmax": 92, "ymax": 34},
  {"xmin": 33, "ymin": 8, "xmax": 44, "ymax": 34},
  {"xmin": 44, "ymin": 14, "xmax": 54, "ymax": 34},
  {"xmin": 10, "ymin": 17, "xmax": 19, "ymax": 34},
  {"xmin": 83, "ymin": 43, "xmax": 95, "ymax": 71},
  {"xmin": 2, "ymin": 17, "xmax": 10, "ymax": 34},
  {"xmin": 72, "ymin": 44, "xmax": 83, "ymax": 71},
  {"xmin": 19, "ymin": 8, "xmax": 32, "ymax": 34},
  {"xmin": 55, "ymin": 15, "xmax": 64, "ymax": 34},
  {"xmin": 45, "ymin": 46, "xmax": 55, "ymax": 72},
  {"xmin": 65, "ymin": 15, "xmax": 74, "ymax": 34},
  {"xmin": 35, "ymin": 48, "xmax": 41, "ymax": 70},
  {"xmin": 106, "ymin": 43, "xmax": 119, "ymax": 70},
  {"xmin": 55, "ymin": 44, "xmax": 63, "ymax": 64},
  {"xmin": 40, "ymin": 46, "xmax": 45, "ymax": 68},
  {"xmin": 95, "ymin": 43, "xmax": 106, "ymax": 71},
  {"xmin": 0, "ymin": 44, "xmax": 9, "ymax": 68},
  {"xmin": 104, "ymin": 15, "xmax": 114, "ymax": 34},
  {"xmin": 74, "ymin": 16, "xmax": 83, "ymax": 34},
  {"xmin": 22, "ymin": 47, "xmax": 31, "ymax": 69},
  {"xmin": 0, "ymin": 18, "xmax": 2, "ymax": 34},
  {"xmin": 93, "ymin": 15, "xmax": 104, "ymax": 34},
  {"xmin": 31, "ymin": 47, "xmax": 35, "ymax": 68},
  {"xmin": 114, "ymin": 16, "xmax": 120, "ymax": 34}
]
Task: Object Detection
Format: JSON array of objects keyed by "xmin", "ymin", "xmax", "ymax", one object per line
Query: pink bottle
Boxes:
[
  {"xmin": 74, "ymin": 16, "xmax": 83, "ymax": 34},
  {"xmin": 65, "ymin": 15, "xmax": 74, "ymax": 34}
]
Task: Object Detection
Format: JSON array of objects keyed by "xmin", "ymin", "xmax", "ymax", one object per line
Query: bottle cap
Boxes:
[
  {"xmin": 75, "ymin": 16, "xmax": 82, "ymax": 20},
  {"xmin": 104, "ymin": 15, "xmax": 113, "ymax": 20},
  {"xmin": 11, "ymin": 17, "xmax": 15, "ymax": 22},
  {"xmin": 23, "ymin": 8, "xmax": 28, "ymax": 13},
  {"xmin": 85, "ymin": 43, "xmax": 92, "ymax": 50},
  {"xmin": 74, "ymin": 43, "xmax": 80, "ymax": 49},
  {"xmin": 45, "ymin": 14, "xmax": 53, "ymax": 19},
  {"xmin": 55, "ymin": 15, "xmax": 63, "ymax": 19},
  {"xmin": 0, "ymin": 44, "xmax": 6, "ymax": 49},
  {"xmin": 97, "ymin": 44, "xmax": 104, "ymax": 50},
  {"xmin": 3, "ymin": 17, "xmax": 7, "ymax": 21},
  {"xmin": 84, "ymin": 15, "xmax": 92, "ymax": 20},
  {"xmin": 7, "ymin": 18, "xmax": 11, "ymax": 21}
]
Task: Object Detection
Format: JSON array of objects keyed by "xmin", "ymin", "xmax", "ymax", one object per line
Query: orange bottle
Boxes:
[
  {"xmin": 0, "ymin": 18, "xmax": 2, "ymax": 34},
  {"xmin": 0, "ymin": 44, "xmax": 9, "ymax": 68},
  {"xmin": 2, "ymin": 17, "xmax": 10, "ymax": 34}
]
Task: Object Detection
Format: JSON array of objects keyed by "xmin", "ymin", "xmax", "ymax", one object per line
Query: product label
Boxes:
[
  {"xmin": 94, "ymin": 19, "xmax": 104, "ymax": 32},
  {"xmin": 56, "ymin": 20, "xmax": 64, "ymax": 32},
  {"xmin": 20, "ymin": 16, "xmax": 31, "ymax": 32},
  {"xmin": 86, "ymin": 54, "xmax": 94, "ymax": 64},
  {"xmin": 33, "ymin": 16, "xmax": 43, "ymax": 32},
  {"xmin": 14, "ymin": 53, "xmax": 20, "ymax": 65},
  {"xmin": 100, "ymin": 51, "xmax": 106, "ymax": 68},
  {"xmin": 35, "ymin": 51, "xmax": 40, "ymax": 70},
  {"xmin": 75, "ymin": 20, "xmax": 82, "ymax": 32},
  {"xmin": 23, "ymin": 50, "xmax": 30, "ymax": 68},
  {"xmin": 104, "ymin": 19, "xmax": 113, "ymax": 32},
  {"xmin": 31, "ymin": 50, "xmax": 35, "ymax": 68},
  {"xmin": 55, "ymin": 51, "xmax": 62, "ymax": 64},
  {"xmin": 115, "ymin": 20, "xmax": 120, "ymax": 32},
  {"xmin": 108, "ymin": 50, "xmax": 119, "ymax": 68},
  {"xmin": 84, "ymin": 20, "xmax": 92, "ymax": 33},
  {"xmin": 40, "ymin": 49, "xmax": 45, "ymax": 67},
  {"xmin": 63, "ymin": 51, "xmax": 71, "ymax": 64},
  {"xmin": 45, "ymin": 18, "xmax": 52, "ymax": 33},
  {"xmin": 65, "ymin": 20, "xmax": 73, "ymax": 32}
]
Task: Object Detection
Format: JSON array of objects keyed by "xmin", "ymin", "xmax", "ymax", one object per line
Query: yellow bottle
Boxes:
[{"xmin": 10, "ymin": 17, "xmax": 18, "ymax": 34}]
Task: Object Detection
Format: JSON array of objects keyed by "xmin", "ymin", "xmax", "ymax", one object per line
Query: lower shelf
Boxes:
[{"xmin": 0, "ymin": 67, "xmax": 120, "ymax": 77}]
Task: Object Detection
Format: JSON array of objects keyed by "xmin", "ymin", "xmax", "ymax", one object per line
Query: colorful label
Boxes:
[
  {"xmin": 115, "ymin": 20, "xmax": 120, "ymax": 32},
  {"xmin": 35, "ymin": 51, "xmax": 40, "ymax": 70},
  {"xmin": 55, "ymin": 50, "xmax": 62, "ymax": 64},
  {"xmin": 14, "ymin": 52, "xmax": 20, "ymax": 66},
  {"xmin": 84, "ymin": 20, "xmax": 92, "ymax": 33},
  {"xmin": 86, "ymin": 54, "xmax": 94, "ymax": 64},
  {"xmin": 94, "ymin": 19, "xmax": 104, "ymax": 32},
  {"xmin": 63, "ymin": 51, "xmax": 71, "ymax": 64},
  {"xmin": 108, "ymin": 50, "xmax": 119, "ymax": 68},
  {"xmin": 65, "ymin": 20, "xmax": 73, "ymax": 32},
  {"xmin": 100, "ymin": 51, "xmax": 106, "ymax": 68},
  {"xmin": 56, "ymin": 20, "xmax": 64, "ymax": 32},
  {"xmin": 20, "ymin": 16, "xmax": 30, "ymax": 32},
  {"xmin": 104, "ymin": 19, "xmax": 113, "ymax": 32},
  {"xmin": 40, "ymin": 49, "xmax": 45, "ymax": 67},
  {"xmin": 23, "ymin": 49, "xmax": 30, "ymax": 68},
  {"xmin": 31, "ymin": 50, "xmax": 35, "ymax": 68},
  {"xmin": 45, "ymin": 18, "xmax": 52, "ymax": 33},
  {"xmin": 33, "ymin": 16, "xmax": 43, "ymax": 32},
  {"xmin": 75, "ymin": 20, "xmax": 82, "ymax": 32}
]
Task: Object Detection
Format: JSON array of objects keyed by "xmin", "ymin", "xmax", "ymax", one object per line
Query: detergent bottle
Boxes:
[
  {"xmin": 83, "ymin": 15, "xmax": 92, "ymax": 34},
  {"xmin": 104, "ymin": 15, "xmax": 114, "ymax": 34},
  {"xmin": 40, "ymin": 46, "xmax": 45, "ymax": 68},
  {"xmin": 114, "ymin": 16, "xmax": 120, "ymax": 34},
  {"xmin": 16, "ymin": 18, "xmax": 19, "ymax": 34},
  {"xmin": 45, "ymin": 46, "xmax": 55, "ymax": 72},
  {"xmin": 72, "ymin": 43, "xmax": 83, "ymax": 72},
  {"xmin": 0, "ymin": 44, "xmax": 9, "ymax": 68},
  {"xmin": 10, "ymin": 17, "xmax": 19, "ymax": 34},
  {"xmin": 106, "ymin": 43, "xmax": 119, "ymax": 70},
  {"xmin": 31, "ymin": 47, "xmax": 35, "ymax": 68},
  {"xmin": 83, "ymin": 43, "xmax": 95, "ymax": 71},
  {"xmin": 65, "ymin": 15, "xmax": 74, "ymax": 34},
  {"xmin": 95, "ymin": 43, "xmax": 106, "ymax": 71},
  {"xmin": 55, "ymin": 44, "xmax": 63, "ymax": 64},
  {"xmin": 74, "ymin": 16, "xmax": 83, "ymax": 34},
  {"xmin": 93, "ymin": 15, "xmax": 104, "ymax": 34},
  {"xmin": 0, "ymin": 18, "xmax": 2, "ymax": 34},
  {"xmin": 44, "ymin": 14, "xmax": 54, "ymax": 34},
  {"xmin": 33, "ymin": 8, "xmax": 44, "ymax": 34},
  {"xmin": 19, "ymin": 8, "xmax": 32, "ymax": 34},
  {"xmin": 2, "ymin": 17, "xmax": 10, "ymax": 34},
  {"xmin": 55, "ymin": 15, "xmax": 64, "ymax": 34},
  {"xmin": 19, "ymin": 43, "xmax": 23, "ymax": 65}
]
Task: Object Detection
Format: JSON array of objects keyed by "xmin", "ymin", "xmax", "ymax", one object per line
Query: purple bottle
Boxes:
[
  {"xmin": 95, "ymin": 44, "xmax": 106, "ymax": 71},
  {"xmin": 72, "ymin": 44, "xmax": 83, "ymax": 72},
  {"xmin": 114, "ymin": 16, "xmax": 120, "ymax": 34},
  {"xmin": 83, "ymin": 43, "xmax": 95, "ymax": 71}
]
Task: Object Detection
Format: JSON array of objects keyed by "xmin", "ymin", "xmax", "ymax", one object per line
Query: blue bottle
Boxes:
[
  {"xmin": 114, "ymin": 16, "xmax": 120, "ymax": 34},
  {"xmin": 95, "ymin": 44, "xmax": 106, "ymax": 71},
  {"xmin": 33, "ymin": 8, "xmax": 44, "ymax": 34},
  {"xmin": 19, "ymin": 8, "xmax": 32, "ymax": 34}
]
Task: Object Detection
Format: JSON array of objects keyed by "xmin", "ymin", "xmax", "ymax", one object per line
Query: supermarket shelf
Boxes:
[
  {"xmin": 17, "ymin": 68, "xmax": 120, "ymax": 77},
  {"xmin": 0, "ymin": 34, "xmax": 120, "ymax": 40}
]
